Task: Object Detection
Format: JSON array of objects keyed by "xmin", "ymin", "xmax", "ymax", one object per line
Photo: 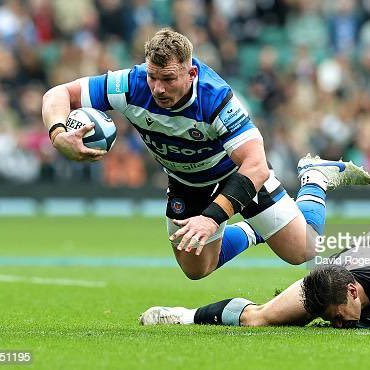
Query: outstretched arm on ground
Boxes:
[{"xmin": 241, "ymin": 279, "xmax": 313, "ymax": 327}]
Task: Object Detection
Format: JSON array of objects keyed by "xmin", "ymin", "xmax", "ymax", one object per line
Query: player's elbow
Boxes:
[
  {"xmin": 259, "ymin": 166, "xmax": 270, "ymax": 184},
  {"xmin": 253, "ymin": 164, "xmax": 270, "ymax": 191},
  {"xmin": 42, "ymin": 88, "xmax": 54, "ymax": 106},
  {"xmin": 42, "ymin": 86, "xmax": 68, "ymax": 108}
]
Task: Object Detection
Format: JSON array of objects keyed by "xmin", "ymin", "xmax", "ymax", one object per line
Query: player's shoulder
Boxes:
[
  {"xmin": 194, "ymin": 58, "xmax": 233, "ymax": 120},
  {"xmin": 195, "ymin": 58, "xmax": 230, "ymax": 96},
  {"xmin": 107, "ymin": 63, "xmax": 149, "ymax": 99},
  {"xmin": 124, "ymin": 63, "xmax": 148, "ymax": 89},
  {"xmin": 129, "ymin": 62, "xmax": 148, "ymax": 79}
]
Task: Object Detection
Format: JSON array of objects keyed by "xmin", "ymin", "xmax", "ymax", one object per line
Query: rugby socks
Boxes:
[
  {"xmin": 194, "ymin": 298, "xmax": 253, "ymax": 326},
  {"xmin": 296, "ymin": 170, "xmax": 327, "ymax": 235},
  {"xmin": 181, "ymin": 308, "xmax": 198, "ymax": 324},
  {"xmin": 217, "ymin": 222, "xmax": 263, "ymax": 268}
]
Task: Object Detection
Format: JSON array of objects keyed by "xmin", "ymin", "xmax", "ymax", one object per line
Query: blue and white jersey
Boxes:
[{"xmin": 79, "ymin": 58, "xmax": 262, "ymax": 187}]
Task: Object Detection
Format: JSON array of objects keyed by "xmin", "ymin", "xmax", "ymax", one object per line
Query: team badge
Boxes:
[
  {"xmin": 171, "ymin": 198, "xmax": 185, "ymax": 214},
  {"xmin": 188, "ymin": 128, "xmax": 204, "ymax": 140}
]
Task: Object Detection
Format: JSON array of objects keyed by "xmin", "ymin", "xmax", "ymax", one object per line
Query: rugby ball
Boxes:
[{"xmin": 66, "ymin": 107, "xmax": 117, "ymax": 151}]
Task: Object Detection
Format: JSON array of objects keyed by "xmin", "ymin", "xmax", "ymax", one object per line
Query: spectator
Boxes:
[{"xmin": 0, "ymin": 0, "xmax": 368, "ymax": 190}]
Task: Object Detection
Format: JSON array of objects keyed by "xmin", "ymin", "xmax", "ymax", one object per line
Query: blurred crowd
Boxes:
[{"xmin": 1, "ymin": 0, "xmax": 370, "ymax": 189}]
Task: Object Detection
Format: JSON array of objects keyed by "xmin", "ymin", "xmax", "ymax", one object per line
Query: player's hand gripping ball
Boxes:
[{"xmin": 66, "ymin": 107, "xmax": 117, "ymax": 151}]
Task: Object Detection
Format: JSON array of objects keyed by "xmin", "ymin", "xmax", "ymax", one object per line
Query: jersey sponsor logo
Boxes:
[
  {"xmin": 145, "ymin": 116, "xmax": 154, "ymax": 126},
  {"xmin": 115, "ymin": 76, "xmax": 121, "ymax": 92},
  {"xmin": 151, "ymin": 153, "xmax": 210, "ymax": 172},
  {"xmin": 141, "ymin": 133, "xmax": 213, "ymax": 156},
  {"xmin": 107, "ymin": 69, "xmax": 130, "ymax": 95},
  {"xmin": 170, "ymin": 198, "xmax": 185, "ymax": 214},
  {"xmin": 188, "ymin": 128, "xmax": 204, "ymax": 140},
  {"xmin": 219, "ymin": 97, "xmax": 250, "ymax": 133},
  {"xmin": 222, "ymin": 107, "xmax": 242, "ymax": 125}
]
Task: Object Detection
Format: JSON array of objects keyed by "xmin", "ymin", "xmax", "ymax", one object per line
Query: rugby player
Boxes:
[
  {"xmin": 140, "ymin": 242, "xmax": 370, "ymax": 329},
  {"xmin": 42, "ymin": 28, "xmax": 370, "ymax": 280}
]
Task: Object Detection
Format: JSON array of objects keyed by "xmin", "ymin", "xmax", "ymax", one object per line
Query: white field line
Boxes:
[{"xmin": 0, "ymin": 274, "xmax": 106, "ymax": 288}]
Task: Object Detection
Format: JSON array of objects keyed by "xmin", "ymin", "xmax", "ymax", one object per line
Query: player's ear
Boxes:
[
  {"xmin": 348, "ymin": 283, "xmax": 358, "ymax": 300},
  {"xmin": 189, "ymin": 66, "xmax": 197, "ymax": 81}
]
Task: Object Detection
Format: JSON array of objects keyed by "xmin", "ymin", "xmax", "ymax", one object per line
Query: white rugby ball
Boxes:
[{"xmin": 66, "ymin": 107, "xmax": 117, "ymax": 151}]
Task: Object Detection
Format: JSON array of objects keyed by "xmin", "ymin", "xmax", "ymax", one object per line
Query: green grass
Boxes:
[{"xmin": 0, "ymin": 216, "xmax": 369, "ymax": 370}]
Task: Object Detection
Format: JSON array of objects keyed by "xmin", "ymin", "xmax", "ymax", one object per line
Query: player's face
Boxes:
[
  {"xmin": 146, "ymin": 59, "xmax": 196, "ymax": 108},
  {"xmin": 324, "ymin": 286, "xmax": 362, "ymax": 328}
]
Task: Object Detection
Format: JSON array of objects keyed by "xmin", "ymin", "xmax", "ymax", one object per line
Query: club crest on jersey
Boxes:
[
  {"xmin": 188, "ymin": 128, "xmax": 204, "ymax": 140},
  {"xmin": 171, "ymin": 198, "xmax": 185, "ymax": 214}
]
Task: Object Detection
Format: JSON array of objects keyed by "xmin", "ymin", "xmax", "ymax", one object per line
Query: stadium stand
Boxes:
[{"xmin": 0, "ymin": 0, "xmax": 369, "ymax": 205}]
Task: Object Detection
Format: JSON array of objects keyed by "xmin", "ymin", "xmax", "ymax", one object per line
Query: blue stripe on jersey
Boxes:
[
  {"xmin": 129, "ymin": 121, "xmax": 224, "ymax": 163},
  {"xmin": 226, "ymin": 114, "xmax": 249, "ymax": 131},
  {"xmin": 86, "ymin": 58, "xmax": 248, "ymax": 186},
  {"xmin": 170, "ymin": 156, "xmax": 236, "ymax": 183},
  {"xmin": 220, "ymin": 118, "xmax": 256, "ymax": 144},
  {"xmin": 88, "ymin": 74, "xmax": 111, "ymax": 111}
]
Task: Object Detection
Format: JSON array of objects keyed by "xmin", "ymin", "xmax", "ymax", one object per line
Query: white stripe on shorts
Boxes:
[{"xmin": 247, "ymin": 194, "xmax": 300, "ymax": 240}]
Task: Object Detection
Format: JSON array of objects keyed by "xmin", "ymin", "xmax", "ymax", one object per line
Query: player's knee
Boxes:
[
  {"xmin": 282, "ymin": 238, "xmax": 317, "ymax": 265},
  {"xmin": 285, "ymin": 256, "xmax": 306, "ymax": 265},
  {"xmin": 183, "ymin": 271, "xmax": 205, "ymax": 280},
  {"xmin": 284, "ymin": 250, "xmax": 314, "ymax": 265},
  {"xmin": 183, "ymin": 270, "xmax": 208, "ymax": 280},
  {"xmin": 181, "ymin": 266, "xmax": 212, "ymax": 280}
]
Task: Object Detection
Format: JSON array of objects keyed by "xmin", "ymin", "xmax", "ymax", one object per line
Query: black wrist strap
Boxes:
[
  {"xmin": 202, "ymin": 173, "xmax": 257, "ymax": 225},
  {"xmin": 48, "ymin": 123, "xmax": 67, "ymax": 139},
  {"xmin": 202, "ymin": 202, "xmax": 229, "ymax": 225}
]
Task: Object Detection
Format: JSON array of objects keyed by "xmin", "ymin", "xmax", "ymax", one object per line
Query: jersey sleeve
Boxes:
[
  {"xmin": 212, "ymin": 93, "xmax": 263, "ymax": 156},
  {"xmin": 79, "ymin": 68, "xmax": 132, "ymax": 112}
]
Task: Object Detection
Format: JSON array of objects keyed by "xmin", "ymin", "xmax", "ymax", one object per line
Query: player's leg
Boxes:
[
  {"xmin": 167, "ymin": 178, "xmax": 261, "ymax": 280},
  {"xmin": 248, "ymin": 155, "xmax": 370, "ymax": 265},
  {"xmin": 139, "ymin": 280, "xmax": 312, "ymax": 326},
  {"xmin": 169, "ymin": 221, "xmax": 222, "ymax": 280},
  {"xmin": 169, "ymin": 219, "xmax": 260, "ymax": 279},
  {"xmin": 239, "ymin": 170, "xmax": 309, "ymax": 265}
]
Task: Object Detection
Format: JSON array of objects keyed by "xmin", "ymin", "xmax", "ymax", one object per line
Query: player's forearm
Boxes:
[
  {"xmin": 201, "ymin": 140, "xmax": 269, "ymax": 224},
  {"xmin": 42, "ymin": 86, "xmax": 72, "ymax": 130},
  {"xmin": 234, "ymin": 139, "xmax": 270, "ymax": 192},
  {"xmin": 237, "ymin": 160, "xmax": 269, "ymax": 193},
  {"xmin": 240, "ymin": 280, "xmax": 313, "ymax": 327}
]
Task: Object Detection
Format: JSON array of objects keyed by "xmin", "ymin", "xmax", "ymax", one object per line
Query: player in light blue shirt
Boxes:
[{"xmin": 42, "ymin": 28, "xmax": 370, "ymax": 280}]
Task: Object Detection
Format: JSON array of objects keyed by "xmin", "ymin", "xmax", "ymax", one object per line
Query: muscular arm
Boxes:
[
  {"xmin": 42, "ymin": 81, "xmax": 82, "ymax": 130},
  {"xmin": 42, "ymin": 80, "xmax": 106, "ymax": 161},
  {"xmin": 170, "ymin": 139, "xmax": 270, "ymax": 254},
  {"xmin": 230, "ymin": 138, "xmax": 270, "ymax": 192},
  {"xmin": 241, "ymin": 279, "xmax": 314, "ymax": 327}
]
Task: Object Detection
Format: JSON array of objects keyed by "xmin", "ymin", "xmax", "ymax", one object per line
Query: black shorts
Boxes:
[{"xmin": 166, "ymin": 173, "xmax": 287, "ymax": 220}]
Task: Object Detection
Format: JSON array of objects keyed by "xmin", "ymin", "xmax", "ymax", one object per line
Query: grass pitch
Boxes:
[{"xmin": 0, "ymin": 216, "xmax": 369, "ymax": 370}]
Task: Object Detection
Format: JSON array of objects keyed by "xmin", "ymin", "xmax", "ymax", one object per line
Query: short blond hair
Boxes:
[{"xmin": 144, "ymin": 28, "xmax": 193, "ymax": 67}]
